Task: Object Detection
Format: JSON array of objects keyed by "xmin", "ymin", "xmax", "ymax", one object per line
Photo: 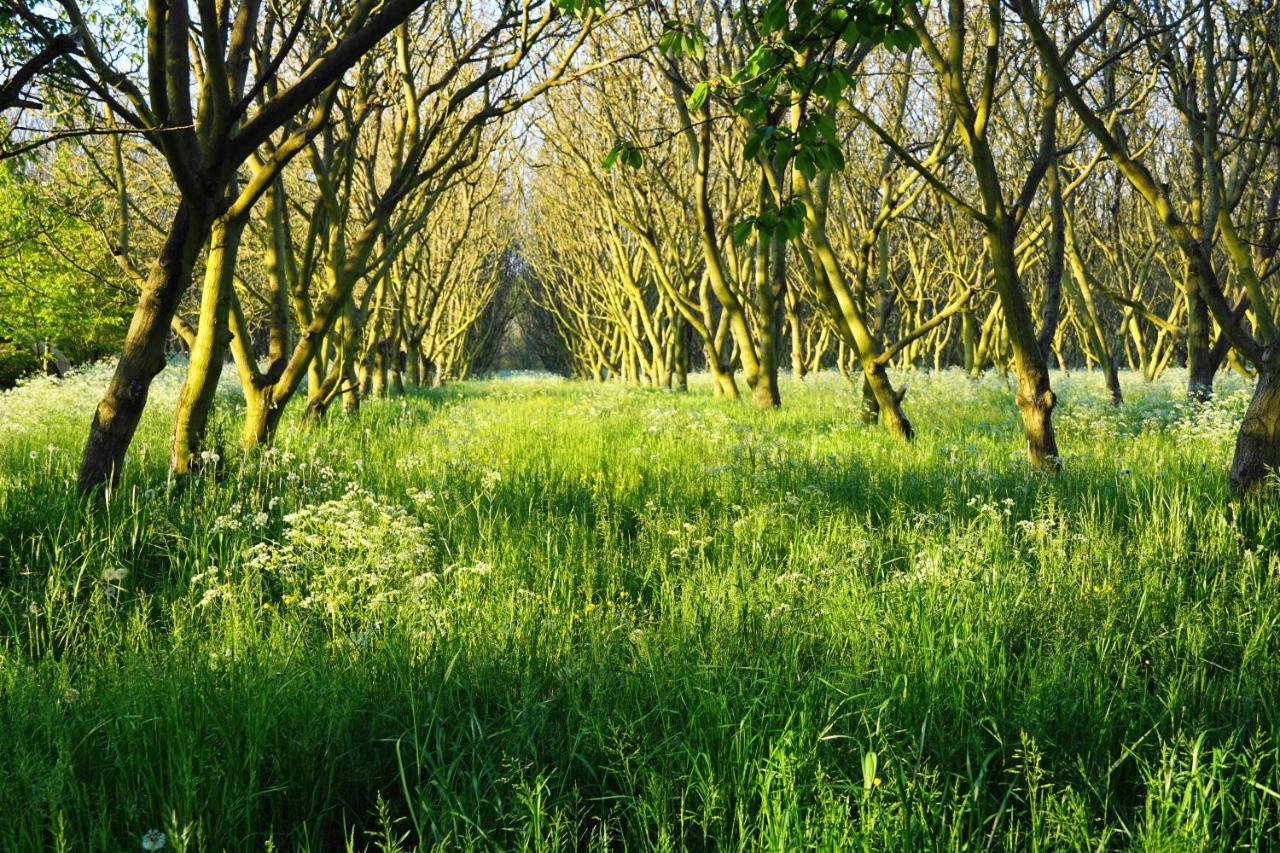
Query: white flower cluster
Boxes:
[{"xmin": 237, "ymin": 487, "xmax": 437, "ymax": 625}]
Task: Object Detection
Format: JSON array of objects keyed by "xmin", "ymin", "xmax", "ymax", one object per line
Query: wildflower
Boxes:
[
  {"xmin": 62, "ymin": 687, "xmax": 80, "ymax": 704},
  {"xmin": 140, "ymin": 829, "xmax": 166, "ymax": 850},
  {"xmin": 629, "ymin": 628, "xmax": 644, "ymax": 644},
  {"xmin": 28, "ymin": 450, "xmax": 38, "ymax": 460},
  {"xmin": 102, "ymin": 567, "xmax": 129, "ymax": 583},
  {"xmin": 459, "ymin": 561, "xmax": 493, "ymax": 577}
]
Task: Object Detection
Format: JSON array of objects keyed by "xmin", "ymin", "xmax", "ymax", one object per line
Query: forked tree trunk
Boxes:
[
  {"xmin": 242, "ymin": 385, "xmax": 286, "ymax": 446},
  {"xmin": 861, "ymin": 362, "xmax": 913, "ymax": 440},
  {"xmin": 79, "ymin": 201, "xmax": 211, "ymax": 492}
]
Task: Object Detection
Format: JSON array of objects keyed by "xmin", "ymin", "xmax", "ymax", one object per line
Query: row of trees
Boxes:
[
  {"xmin": 522, "ymin": 0, "xmax": 1280, "ymax": 490},
  {"xmin": 3, "ymin": 0, "xmax": 607, "ymax": 484},
  {"xmin": 3, "ymin": 0, "xmax": 1280, "ymax": 493}
]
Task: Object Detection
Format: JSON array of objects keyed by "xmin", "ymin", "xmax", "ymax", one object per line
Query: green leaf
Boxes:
[
  {"xmin": 814, "ymin": 113, "xmax": 838, "ymax": 145},
  {"xmin": 743, "ymin": 125, "xmax": 775, "ymax": 162},
  {"xmin": 795, "ymin": 149, "xmax": 817, "ymax": 181},
  {"xmin": 761, "ymin": 0, "xmax": 788, "ymax": 34},
  {"xmin": 773, "ymin": 133, "xmax": 795, "ymax": 164},
  {"xmin": 686, "ymin": 81, "xmax": 711, "ymax": 111},
  {"xmin": 602, "ymin": 141, "xmax": 623, "ymax": 170},
  {"xmin": 659, "ymin": 21, "xmax": 706, "ymax": 59},
  {"xmin": 734, "ymin": 93, "xmax": 766, "ymax": 121}
]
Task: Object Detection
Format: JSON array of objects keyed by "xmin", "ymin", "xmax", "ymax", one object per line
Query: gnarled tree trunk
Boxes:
[{"xmin": 79, "ymin": 201, "xmax": 211, "ymax": 492}]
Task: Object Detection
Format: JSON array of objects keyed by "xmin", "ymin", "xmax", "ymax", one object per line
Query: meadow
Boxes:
[{"xmin": 1, "ymin": 365, "xmax": 1278, "ymax": 850}]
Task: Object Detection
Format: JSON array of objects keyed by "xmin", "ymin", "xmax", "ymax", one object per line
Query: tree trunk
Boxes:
[
  {"xmin": 989, "ymin": 226, "xmax": 1061, "ymax": 470},
  {"xmin": 371, "ymin": 342, "xmax": 388, "ymax": 398},
  {"xmin": 861, "ymin": 374, "xmax": 879, "ymax": 425},
  {"xmin": 1102, "ymin": 354, "xmax": 1123, "ymax": 407},
  {"xmin": 242, "ymin": 385, "xmax": 286, "ymax": 447},
  {"xmin": 171, "ymin": 216, "xmax": 245, "ymax": 474},
  {"xmin": 1185, "ymin": 263, "xmax": 1215, "ymax": 402},
  {"xmin": 343, "ymin": 362, "xmax": 361, "ymax": 414},
  {"xmin": 672, "ymin": 317, "xmax": 688, "ymax": 391},
  {"xmin": 862, "ymin": 361, "xmax": 913, "ymax": 440},
  {"xmin": 390, "ymin": 348, "xmax": 406, "ymax": 396},
  {"xmin": 79, "ymin": 201, "xmax": 211, "ymax": 493},
  {"xmin": 963, "ymin": 309, "xmax": 981, "ymax": 378},
  {"xmin": 788, "ymin": 298, "xmax": 805, "ymax": 381},
  {"xmin": 751, "ymin": 228, "xmax": 783, "ymax": 409},
  {"xmin": 1230, "ymin": 357, "xmax": 1280, "ymax": 494}
]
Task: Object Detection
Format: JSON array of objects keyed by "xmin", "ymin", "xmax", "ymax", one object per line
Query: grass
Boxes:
[{"xmin": 0, "ymin": 365, "xmax": 1278, "ymax": 850}]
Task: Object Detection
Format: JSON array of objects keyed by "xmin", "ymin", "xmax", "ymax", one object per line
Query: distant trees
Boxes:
[
  {"xmin": 1016, "ymin": 0, "xmax": 1280, "ymax": 489},
  {"xmin": 520, "ymin": 0, "xmax": 1280, "ymax": 490},
  {"xmin": 0, "ymin": 155, "xmax": 132, "ymax": 384}
]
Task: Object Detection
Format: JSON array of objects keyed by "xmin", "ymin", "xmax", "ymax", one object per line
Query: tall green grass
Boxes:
[{"xmin": 0, "ymin": 366, "xmax": 1277, "ymax": 850}]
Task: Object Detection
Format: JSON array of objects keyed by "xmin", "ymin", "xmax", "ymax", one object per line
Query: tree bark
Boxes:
[
  {"xmin": 1185, "ymin": 262, "xmax": 1215, "ymax": 402},
  {"xmin": 1230, "ymin": 354, "xmax": 1280, "ymax": 494},
  {"xmin": 989, "ymin": 222, "xmax": 1061, "ymax": 470},
  {"xmin": 79, "ymin": 201, "xmax": 211, "ymax": 492},
  {"xmin": 170, "ymin": 215, "xmax": 246, "ymax": 474}
]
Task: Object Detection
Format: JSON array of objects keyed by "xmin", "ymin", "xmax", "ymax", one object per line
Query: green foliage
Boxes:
[
  {"xmin": 685, "ymin": 80, "xmax": 711, "ymax": 111},
  {"xmin": 0, "ymin": 159, "xmax": 129, "ymax": 369},
  {"xmin": 602, "ymin": 138, "xmax": 643, "ymax": 170},
  {"xmin": 657, "ymin": 20, "xmax": 707, "ymax": 60},
  {"xmin": 733, "ymin": 198, "xmax": 807, "ymax": 245},
  {"xmin": 655, "ymin": 1, "xmax": 912, "ymax": 244},
  {"xmin": 550, "ymin": 0, "xmax": 607, "ymax": 17},
  {"xmin": 0, "ymin": 367, "xmax": 1278, "ymax": 848}
]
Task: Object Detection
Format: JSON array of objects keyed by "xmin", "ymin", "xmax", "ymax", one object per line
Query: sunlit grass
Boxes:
[{"xmin": 1, "ymin": 365, "xmax": 1277, "ymax": 850}]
